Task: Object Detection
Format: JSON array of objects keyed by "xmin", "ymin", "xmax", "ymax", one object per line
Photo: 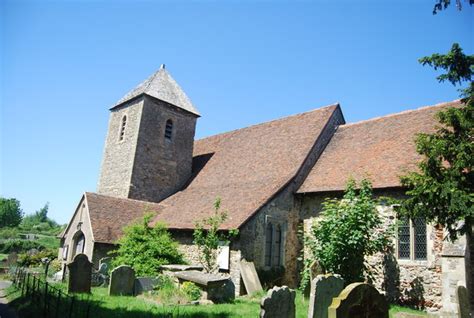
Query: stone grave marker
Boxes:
[
  {"xmin": 109, "ymin": 265, "xmax": 135, "ymax": 296},
  {"xmin": 174, "ymin": 270, "xmax": 235, "ymax": 303},
  {"xmin": 260, "ymin": 285, "xmax": 296, "ymax": 318},
  {"xmin": 134, "ymin": 277, "xmax": 159, "ymax": 295},
  {"xmin": 456, "ymin": 285, "xmax": 470, "ymax": 318},
  {"xmin": 99, "ymin": 257, "xmax": 112, "ymax": 272},
  {"xmin": 239, "ymin": 259, "xmax": 263, "ymax": 294},
  {"xmin": 67, "ymin": 254, "xmax": 92, "ymax": 294},
  {"xmin": 308, "ymin": 274, "xmax": 344, "ymax": 318},
  {"xmin": 328, "ymin": 282, "xmax": 388, "ymax": 318}
]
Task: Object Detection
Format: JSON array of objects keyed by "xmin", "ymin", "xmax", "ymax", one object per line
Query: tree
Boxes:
[
  {"xmin": 433, "ymin": 0, "xmax": 473, "ymax": 14},
  {"xmin": 301, "ymin": 179, "xmax": 391, "ymax": 289},
  {"xmin": 35, "ymin": 203, "xmax": 49, "ymax": 222},
  {"xmin": 0, "ymin": 197, "xmax": 23, "ymax": 228},
  {"xmin": 111, "ymin": 213, "xmax": 185, "ymax": 276},
  {"xmin": 193, "ymin": 198, "xmax": 238, "ymax": 273},
  {"xmin": 400, "ymin": 43, "xmax": 473, "ymax": 241}
]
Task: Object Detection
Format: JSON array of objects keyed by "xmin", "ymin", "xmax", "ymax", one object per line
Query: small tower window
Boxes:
[
  {"xmin": 165, "ymin": 119, "xmax": 173, "ymax": 141},
  {"xmin": 119, "ymin": 115, "xmax": 127, "ymax": 141}
]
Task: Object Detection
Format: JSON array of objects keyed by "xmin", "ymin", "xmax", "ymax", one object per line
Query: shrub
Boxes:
[
  {"xmin": 0, "ymin": 239, "xmax": 43, "ymax": 254},
  {"xmin": 181, "ymin": 282, "xmax": 201, "ymax": 301},
  {"xmin": 301, "ymin": 178, "xmax": 392, "ymax": 290},
  {"xmin": 193, "ymin": 197, "xmax": 238, "ymax": 273},
  {"xmin": 111, "ymin": 214, "xmax": 185, "ymax": 277},
  {"xmin": 18, "ymin": 249, "xmax": 57, "ymax": 267}
]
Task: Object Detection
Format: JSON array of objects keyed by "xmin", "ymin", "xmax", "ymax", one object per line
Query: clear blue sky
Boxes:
[{"xmin": 1, "ymin": 0, "xmax": 472, "ymax": 224}]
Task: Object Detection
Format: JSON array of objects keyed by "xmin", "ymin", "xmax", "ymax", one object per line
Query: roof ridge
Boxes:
[
  {"xmin": 196, "ymin": 103, "xmax": 340, "ymax": 142},
  {"xmin": 86, "ymin": 192, "xmax": 161, "ymax": 206},
  {"xmin": 341, "ymin": 99, "xmax": 460, "ymax": 128}
]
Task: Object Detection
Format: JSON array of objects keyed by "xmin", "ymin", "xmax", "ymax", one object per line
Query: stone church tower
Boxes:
[{"xmin": 97, "ymin": 65, "xmax": 200, "ymax": 203}]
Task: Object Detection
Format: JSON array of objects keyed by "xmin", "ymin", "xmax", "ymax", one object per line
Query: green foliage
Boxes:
[
  {"xmin": 17, "ymin": 249, "xmax": 57, "ymax": 267},
  {"xmin": 111, "ymin": 213, "xmax": 185, "ymax": 277},
  {"xmin": 0, "ymin": 197, "xmax": 23, "ymax": 228},
  {"xmin": 0, "ymin": 227, "xmax": 20, "ymax": 239},
  {"xmin": 0, "ymin": 239, "xmax": 43, "ymax": 254},
  {"xmin": 193, "ymin": 197, "xmax": 238, "ymax": 273},
  {"xmin": 20, "ymin": 203, "xmax": 62, "ymax": 235},
  {"xmin": 181, "ymin": 281, "xmax": 202, "ymax": 301},
  {"xmin": 401, "ymin": 44, "xmax": 473, "ymax": 241},
  {"xmin": 432, "ymin": 0, "xmax": 473, "ymax": 14},
  {"xmin": 301, "ymin": 179, "xmax": 392, "ymax": 290}
]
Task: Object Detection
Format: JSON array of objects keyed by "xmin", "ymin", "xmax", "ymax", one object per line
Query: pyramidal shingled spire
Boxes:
[{"xmin": 112, "ymin": 65, "xmax": 200, "ymax": 116}]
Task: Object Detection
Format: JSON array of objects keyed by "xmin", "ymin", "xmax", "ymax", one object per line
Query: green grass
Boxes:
[
  {"xmin": 6, "ymin": 283, "xmax": 428, "ymax": 318},
  {"xmin": 0, "ymin": 253, "xmax": 7, "ymax": 261}
]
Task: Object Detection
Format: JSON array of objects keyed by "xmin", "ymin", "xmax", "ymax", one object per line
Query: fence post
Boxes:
[
  {"xmin": 68, "ymin": 295, "xmax": 75, "ymax": 318},
  {"xmin": 55, "ymin": 289, "xmax": 61, "ymax": 318},
  {"xmin": 43, "ymin": 281, "xmax": 48, "ymax": 318}
]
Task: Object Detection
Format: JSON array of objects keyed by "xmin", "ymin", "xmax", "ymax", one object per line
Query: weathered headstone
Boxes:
[
  {"xmin": 260, "ymin": 285, "xmax": 296, "ymax": 318},
  {"xmin": 239, "ymin": 259, "xmax": 263, "ymax": 294},
  {"xmin": 456, "ymin": 285, "xmax": 470, "ymax": 318},
  {"xmin": 134, "ymin": 277, "xmax": 159, "ymax": 295},
  {"xmin": 308, "ymin": 274, "xmax": 344, "ymax": 318},
  {"xmin": 67, "ymin": 254, "xmax": 92, "ymax": 294},
  {"xmin": 99, "ymin": 257, "xmax": 112, "ymax": 272},
  {"xmin": 109, "ymin": 265, "xmax": 135, "ymax": 296},
  {"xmin": 328, "ymin": 282, "xmax": 389, "ymax": 318},
  {"xmin": 304, "ymin": 260, "xmax": 324, "ymax": 298}
]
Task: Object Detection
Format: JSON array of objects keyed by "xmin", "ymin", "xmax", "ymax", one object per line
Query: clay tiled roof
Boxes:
[
  {"xmin": 297, "ymin": 100, "xmax": 461, "ymax": 193},
  {"xmin": 149, "ymin": 104, "xmax": 341, "ymax": 230},
  {"xmin": 85, "ymin": 192, "xmax": 162, "ymax": 243},
  {"xmin": 111, "ymin": 65, "xmax": 200, "ymax": 116}
]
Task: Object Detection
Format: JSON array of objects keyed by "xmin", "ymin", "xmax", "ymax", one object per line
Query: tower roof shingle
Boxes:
[{"xmin": 112, "ymin": 65, "xmax": 200, "ymax": 116}]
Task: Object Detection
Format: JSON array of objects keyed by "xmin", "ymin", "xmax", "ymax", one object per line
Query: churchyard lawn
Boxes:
[{"xmin": 5, "ymin": 284, "xmax": 426, "ymax": 318}]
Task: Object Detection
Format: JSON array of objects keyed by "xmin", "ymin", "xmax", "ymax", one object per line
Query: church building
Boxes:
[{"xmin": 58, "ymin": 66, "xmax": 471, "ymax": 315}]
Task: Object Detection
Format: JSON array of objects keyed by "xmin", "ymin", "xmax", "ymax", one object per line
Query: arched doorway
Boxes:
[{"xmin": 71, "ymin": 231, "xmax": 85, "ymax": 259}]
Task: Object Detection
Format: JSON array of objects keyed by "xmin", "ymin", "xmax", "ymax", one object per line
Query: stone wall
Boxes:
[
  {"xmin": 129, "ymin": 96, "xmax": 197, "ymax": 203},
  {"xmin": 97, "ymin": 98, "xmax": 144, "ymax": 198},
  {"xmin": 91, "ymin": 242, "xmax": 116, "ymax": 268},
  {"xmin": 97, "ymin": 95, "xmax": 197, "ymax": 203},
  {"xmin": 299, "ymin": 190, "xmax": 450, "ymax": 312},
  {"xmin": 172, "ymin": 231, "xmax": 242, "ymax": 296}
]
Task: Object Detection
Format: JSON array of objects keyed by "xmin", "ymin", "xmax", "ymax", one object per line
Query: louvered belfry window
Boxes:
[
  {"xmin": 165, "ymin": 119, "xmax": 173, "ymax": 140},
  {"xmin": 397, "ymin": 217, "xmax": 427, "ymax": 261},
  {"xmin": 119, "ymin": 115, "xmax": 127, "ymax": 141},
  {"xmin": 398, "ymin": 217, "xmax": 411, "ymax": 259}
]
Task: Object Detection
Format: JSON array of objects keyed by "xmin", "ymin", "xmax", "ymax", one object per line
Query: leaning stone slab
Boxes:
[
  {"xmin": 240, "ymin": 259, "xmax": 263, "ymax": 295},
  {"xmin": 67, "ymin": 254, "xmax": 92, "ymax": 294},
  {"xmin": 134, "ymin": 277, "xmax": 159, "ymax": 295},
  {"xmin": 308, "ymin": 274, "xmax": 344, "ymax": 318},
  {"xmin": 328, "ymin": 282, "xmax": 389, "ymax": 318},
  {"xmin": 457, "ymin": 285, "xmax": 470, "ymax": 318},
  {"xmin": 160, "ymin": 264, "xmax": 203, "ymax": 272},
  {"xmin": 109, "ymin": 265, "xmax": 135, "ymax": 296},
  {"xmin": 260, "ymin": 285, "xmax": 296, "ymax": 318}
]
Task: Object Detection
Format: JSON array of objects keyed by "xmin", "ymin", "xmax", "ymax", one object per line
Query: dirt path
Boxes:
[{"xmin": 0, "ymin": 281, "xmax": 18, "ymax": 318}]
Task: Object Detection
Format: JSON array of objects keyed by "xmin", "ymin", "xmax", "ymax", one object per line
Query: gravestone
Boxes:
[
  {"xmin": 260, "ymin": 285, "xmax": 296, "ymax": 318},
  {"xmin": 456, "ymin": 285, "xmax": 470, "ymax": 318},
  {"xmin": 304, "ymin": 260, "xmax": 324, "ymax": 298},
  {"xmin": 240, "ymin": 259, "xmax": 263, "ymax": 294},
  {"xmin": 134, "ymin": 277, "xmax": 159, "ymax": 295},
  {"xmin": 109, "ymin": 265, "xmax": 135, "ymax": 296},
  {"xmin": 308, "ymin": 274, "xmax": 344, "ymax": 318},
  {"xmin": 328, "ymin": 283, "xmax": 388, "ymax": 318},
  {"xmin": 99, "ymin": 257, "xmax": 112, "ymax": 272},
  {"xmin": 67, "ymin": 254, "xmax": 92, "ymax": 294}
]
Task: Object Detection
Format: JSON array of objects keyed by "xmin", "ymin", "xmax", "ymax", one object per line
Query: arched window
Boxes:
[
  {"xmin": 119, "ymin": 115, "xmax": 127, "ymax": 141},
  {"xmin": 274, "ymin": 225, "xmax": 282, "ymax": 266},
  {"xmin": 165, "ymin": 119, "xmax": 173, "ymax": 141},
  {"xmin": 71, "ymin": 231, "xmax": 85, "ymax": 258},
  {"xmin": 265, "ymin": 223, "xmax": 273, "ymax": 267}
]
